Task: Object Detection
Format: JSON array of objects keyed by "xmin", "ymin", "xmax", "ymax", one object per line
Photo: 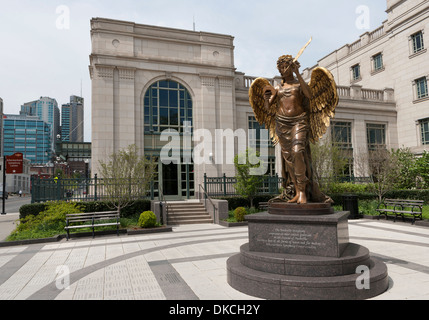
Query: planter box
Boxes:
[
  {"xmin": 219, "ymin": 220, "xmax": 248, "ymax": 228},
  {"xmin": 127, "ymin": 226, "xmax": 173, "ymax": 235}
]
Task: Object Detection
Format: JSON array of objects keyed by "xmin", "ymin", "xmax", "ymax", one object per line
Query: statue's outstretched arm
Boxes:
[{"xmin": 292, "ymin": 63, "xmax": 312, "ymax": 100}]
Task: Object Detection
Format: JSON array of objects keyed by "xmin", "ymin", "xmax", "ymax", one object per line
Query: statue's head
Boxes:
[{"xmin": 277, "ymin": 55, "xmax": 300, "ymax": 74}]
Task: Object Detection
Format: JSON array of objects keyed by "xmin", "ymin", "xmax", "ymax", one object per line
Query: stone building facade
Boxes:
[
  {"xmin": 90, "ymin": 18, "xmax": 239, "ymax": 198},
  {"xmin": 90, "ymin": 1, "xmax": 424, "ymax": 199},
  {"xmin": 303, "ymin": 0, "xmax": 428, "ymax": 155}
]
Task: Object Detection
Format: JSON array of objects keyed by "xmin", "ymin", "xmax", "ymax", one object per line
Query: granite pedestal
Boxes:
[{"xmin": 227, "ymin": 203, "xmax": 389, "ymax": 300}]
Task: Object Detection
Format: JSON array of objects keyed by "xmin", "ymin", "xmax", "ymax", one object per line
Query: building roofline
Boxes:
[{"xmin": 90, "ymin": 17, "xmax": 235, "ymax": 42}]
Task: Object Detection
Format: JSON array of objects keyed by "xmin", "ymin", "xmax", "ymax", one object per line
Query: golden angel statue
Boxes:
[{"xmin": 249, "ymin": 47, "xmax": 339, "ymax": 204}]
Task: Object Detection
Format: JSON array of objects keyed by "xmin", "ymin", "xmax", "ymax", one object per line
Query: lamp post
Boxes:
[
  {"xmin": 2, "ymin": 156, "xmax": 5, "ymax": 215},
  {"xmin": 1, "ymin": 106, "xmax": 5, "ymax": 215}
]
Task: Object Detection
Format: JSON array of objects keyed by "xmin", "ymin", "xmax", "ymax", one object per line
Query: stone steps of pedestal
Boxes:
[
  {"xmin": 227, "ymin": 252, "xmax": 389, "ymax": 300},
  {"xmin": 239, "ymin": 242, "xmax": 370, "ymax": 277}
]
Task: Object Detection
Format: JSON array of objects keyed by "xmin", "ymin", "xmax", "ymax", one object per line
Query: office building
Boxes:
[
  {"xmin": 21, "ymin": 97, "xmax": 60, "ymax": 150},
  {"xmin": 3, "ymin": 114, "xmax": 52, "ymax": 164},
  {"xmin": 61, "ymin": 95, "xmax": 84, "ymax": 142}
]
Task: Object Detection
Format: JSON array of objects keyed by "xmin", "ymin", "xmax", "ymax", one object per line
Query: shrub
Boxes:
[
  {"xmin": 138, "ymin": 211, "xmax": 157, "ymax": 228},
  {"xmin": 9, "ymin": 201, "xmax": 83, "ymax": 241},
  {"xmin": 328, "ymin": 182, "xmax": 372, "ymax": 194},
  {"xmin": 19, "ymin": 199, "xmax": 152, "ymax": 220},
  {"xmin": 384, "ymin": 189, "xmax": 429, "ymax": 204},
  {"xmin": 234, "ymin": 207, "xmax": 247, "ymax": 222},
  {"xmin": 19, "ymin": 203, "xmax": 48, "ymax": 220}
]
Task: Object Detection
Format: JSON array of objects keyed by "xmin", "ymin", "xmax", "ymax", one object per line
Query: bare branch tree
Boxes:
[
  {"xmin": 98, "ymin": 144, "xmax": 157, "ymax": 213},
  {"xmin": 310, "ymin": 136, "xmax": 349, "ymax": 193}
]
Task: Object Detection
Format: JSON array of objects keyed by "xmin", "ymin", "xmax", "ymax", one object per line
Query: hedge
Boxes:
[
  {"xmin": 19, "ymin": 200, "xmax": 151, "ymax": 220},
  {"xmin": 326, "ymin": 190, "xmax": 429, "ymax": 205},
  {"xmin": 383, "ymin": 190, "xmax": 429, "ymax": 204},
  {"xmin": 215, "ymin": 190, "xmax": 429, "ymax": 209},
  {"xmin": 214, "ymin": 195, "xmax": 273, "ymax": 210}
]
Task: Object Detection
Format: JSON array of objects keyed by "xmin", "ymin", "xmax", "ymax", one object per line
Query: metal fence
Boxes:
[
  {"xmin": 31, "ymin": 175, "xmax": 154, "ymax": 203},
  {"xmin": 32, "ymin": 173, "xmax": 371, "ymax": 203},
  {"xmin": 204, "ymin": 173, "xmax": 284, "ymax": 198}
]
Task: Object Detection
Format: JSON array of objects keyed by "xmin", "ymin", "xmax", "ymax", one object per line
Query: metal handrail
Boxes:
[{"xmin": 198, "ymin": 184, "xmax": 217, "ymax": 224}]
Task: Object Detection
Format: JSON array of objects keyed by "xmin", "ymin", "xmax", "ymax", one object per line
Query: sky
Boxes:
[{"xmin": 0, "ymin": 0, "xmax": 388, "ymax": 142}]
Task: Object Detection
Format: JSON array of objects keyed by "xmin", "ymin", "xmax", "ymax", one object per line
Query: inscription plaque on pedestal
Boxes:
[{"xmin": 247, "ymin": 212, "xmax": 350, "ymax": 258}]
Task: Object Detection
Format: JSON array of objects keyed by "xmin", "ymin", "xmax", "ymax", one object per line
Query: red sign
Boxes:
[{"xmin": 6, "ymin": 153, "xmax": 24, "ymax": 174}]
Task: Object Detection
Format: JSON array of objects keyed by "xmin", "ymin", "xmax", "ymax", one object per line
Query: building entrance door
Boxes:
[
  {"xmin": 157, "ymin": 162, "xmax": 195, "ymax": 200},
  {"xmin": 162, "ymin": 163, "xmax": 178, "ymax": 197}
]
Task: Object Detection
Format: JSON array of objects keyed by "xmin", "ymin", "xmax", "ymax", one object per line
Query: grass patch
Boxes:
[{"xmin": 6, "ymin": 203, "xmax": 160, "ymax": 242}]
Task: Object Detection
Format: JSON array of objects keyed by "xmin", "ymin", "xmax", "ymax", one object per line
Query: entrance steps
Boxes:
[{"xmin": 167, "ymin": 201, "xmax": 213, "ymax": 225}]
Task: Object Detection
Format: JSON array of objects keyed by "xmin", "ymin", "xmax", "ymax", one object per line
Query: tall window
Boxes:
[
  {"xmin": 421, "ymin": 118, "xmax": 429, "ymax": 145},
  {"xmin": 248, "ymin": 116, "xmax": 275, "ymax": 176},
  {"xmin": 248, "ymin": 116, "xmax": 272, "ymax": 148},
  {"xmin": 144, "ymin": 80, "xmax": 193, "ymax": 133},
  {"xmin": 411, "ymin": 31, "xmax": 425, "ymax": 54},
  {"xmin": 331, "ymin": 121, "xmax": 352, "ymax": 150},
  {"xmin": 415, "ymin": 77, "xmax": 428, "ymax": 99},
  {"xmin": 367, "ymin": 123, "xmax": 386, "ymax": 150},
  {"xmin": 331, "ymin": 121, "xmax": 354, "ymax": 179},
  {"xmin": 351, "ymin": 64, "xmax": 361, "ymax": 81},
  {"xmin": 372, "ymin": 53, "xmax": 383, "ymax": 72}
]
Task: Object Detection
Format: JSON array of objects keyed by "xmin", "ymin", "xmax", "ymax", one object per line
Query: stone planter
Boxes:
[{"xmin": 127, "ymin": 226, "xmax": 173, "ymax": 235}]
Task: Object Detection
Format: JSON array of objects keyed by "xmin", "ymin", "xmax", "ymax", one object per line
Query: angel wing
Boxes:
[
  {"xmin": 307, "ymin": 67, "xmax": 339, "ymax": 144},
  {"xmin": 249, "ymin": 78, "xmax": 279, "ymax": 145}
]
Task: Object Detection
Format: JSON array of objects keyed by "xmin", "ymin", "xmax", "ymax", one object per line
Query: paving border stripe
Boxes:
[
  {"xmin": 351, "ymin": 236, "xmax": 429, "ymax": 248},
  {"xmin": 0, "ymin": 245, "xmax": 45, "ymax": 286},
  {"xmin": 350, "ymin": 220, "xmax": 429, "ymax": 238},
  {"xmin": 26, "ymin": 235, "xmax": 248, "ymax": 300},
  {"xmin": 149, "ymin": 252, "xmax": 235, "ymax": 266},
  {"xmin": 0, "ymin": 227, "xmax": 248, "ymax": 250},
  {"xmin": 371, "ymin": 253, "xmax": 429, "ymax": 275},
  {"xmin": 149, "ymin": 260, "xmax": 199, "ymax": 300}
]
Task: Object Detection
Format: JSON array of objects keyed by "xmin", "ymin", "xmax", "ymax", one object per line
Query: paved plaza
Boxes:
[{"xmin": 0, "ymin": 216, "xmax": 429, "ymax": 301}]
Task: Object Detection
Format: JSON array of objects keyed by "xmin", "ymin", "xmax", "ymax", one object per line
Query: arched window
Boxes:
[{"xmin": 144, "ymin": 80, "xmax": 193, "ymax": 133}]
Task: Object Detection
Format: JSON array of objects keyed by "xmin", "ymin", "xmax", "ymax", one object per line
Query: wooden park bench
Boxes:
[
  {"xmin": 64, "ymin": 211, "xmax": 120, "ymax": 240},
  {"xmin": 376, "ymin": 199, "xmax": 424, "ymax": 225}
]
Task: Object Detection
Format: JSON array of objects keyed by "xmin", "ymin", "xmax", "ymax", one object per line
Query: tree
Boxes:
[
  {"xmin": 310, "ymin": 136, "xmax": 349, "ymax": 193},
  {"xmin": 234, "ymin": 148, "xmax": 263, "ymax": 208},
  {"xmin": 414, "ymin": 151, "xmax": 429, "ymax": 189},
  {"xmin": 98, "ymin": 144, "xmax": 156, "ymax": 213},
  {"xmin": 392, "ymin": 148, "xmax": 429, "ymax": 190},
  {"xmin": 356, "ymin": 147, "xmax": 400, "ymax": 202},
  {"xmin": 393, "ymin": 148, "xmax": 418, "ymax": 189}
]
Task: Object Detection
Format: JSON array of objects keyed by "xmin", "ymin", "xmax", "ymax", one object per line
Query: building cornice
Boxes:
[{"xmin": 89, "ymin": 54, "xmax": 237, "ymax": 75}]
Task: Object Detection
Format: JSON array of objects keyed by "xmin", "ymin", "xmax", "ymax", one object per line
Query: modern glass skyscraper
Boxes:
[
  {"xmin": 61, "ymin": 95, "xmax": 84, "ymax": 142},
  {"xmin": 3, "ymin": 114, "xmax": 52, "ymax": 164},
  {"xmin": 21, "ymin": 97, "xmax": 60, "ymax": 150}
]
